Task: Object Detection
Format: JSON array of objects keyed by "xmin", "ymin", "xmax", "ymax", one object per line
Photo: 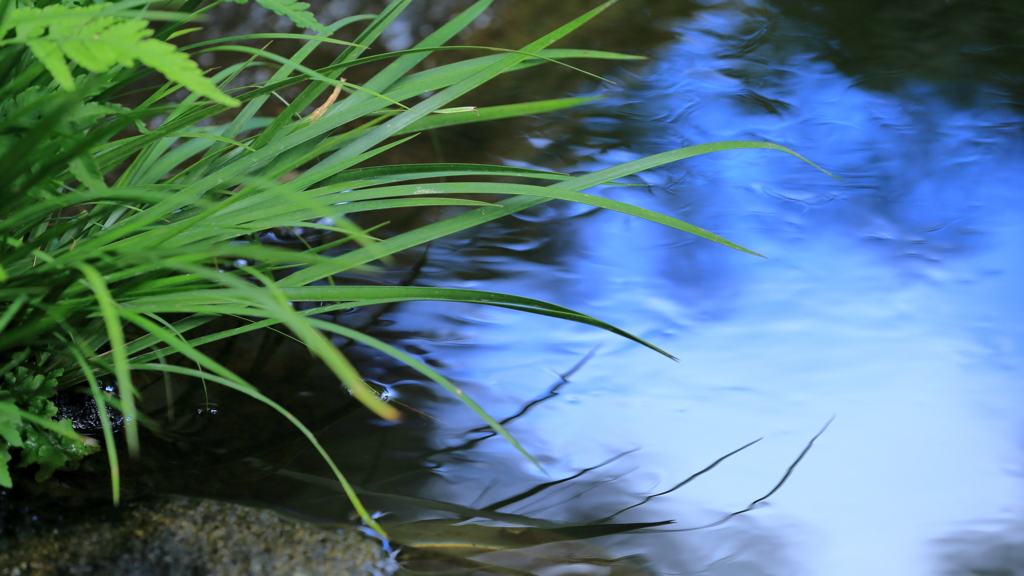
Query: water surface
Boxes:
[
  {"xmin": 106, "ymin": 1, "xmax": 1024, "ymax": 575},
  {"xmin": 289, "ymin": 1, "xmax": 1024, "ymax": 575}
]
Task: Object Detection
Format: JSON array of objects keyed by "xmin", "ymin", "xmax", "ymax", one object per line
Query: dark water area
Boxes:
[{"xmin": 24, "ymin": 1, "xmax": 1024, "ymax": 575}]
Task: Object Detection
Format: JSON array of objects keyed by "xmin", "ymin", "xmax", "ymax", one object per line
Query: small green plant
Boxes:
[
  {"xmin": 0, "ymin": 360, "xmax": 99, "ymax": 488},
  {"xmin": 0, "ymin": 0, "xmax": 826, "ymax": 535}
]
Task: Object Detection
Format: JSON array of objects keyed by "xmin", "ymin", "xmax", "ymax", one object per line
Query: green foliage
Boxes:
[
  {"xmin": 1, "ymin": 3, "xmax": 239, "ymax": 105},
  {"xmin": 0, "ymin": 365, "xmax": 99, "ymax": 487},
  {"xmin": 0, "ymin": 0, "xmax": 830, "ymax": 536},
  {"xmin": 244, "ymin": 0, "xmax": 329, "ymax": 35}
]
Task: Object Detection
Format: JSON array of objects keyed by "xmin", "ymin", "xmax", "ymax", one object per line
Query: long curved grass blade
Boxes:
[
  {"xmin": 242, "ymin": 266, "xmax": 400, "ymax": 420},
  {"xmin": 89, "ymin": 43, "xmax": 630, "ymax": 177},
  {"xmin": 299, "ymin": 1, "xmax": 620, "ymax": 186},
  {"xmin": 125, "ymin": 356, "xmax": 386, "ymax": 536},
  {"xmin": 181, "ymin": 33, "xmax": 366, "ymax": 52},
  {"xmin": 231, "ymin": 44, "xmax": 634, "ymax": 91},
  {"xmin": 396, "ymin": 97, "xmax": 601, "ymax": 134},
  {"xmin": 323, "ymin": 163, "xmax": 575, "ymax": 187},
  {"xmin": 194, "ymin": 45, "xmax": 411, "ymax": 111},
  {"xmin": 250, "ymin": 0, "xmax": 419, "ymax": 148},
  {"xmin": 304, "ymin": 317, "xmax": 541, "ymax": 469},
  {"xmin": 122, "ymin": 285, "xmax": 677, "ymax": 360},
  {"xmin": 69, "ymin": 347, "xmax": 121, "ymax": 505},
  {"xmin": 191, "ymin": 18, "xmax": 363, "ymax": 180},
  {"xmin": 323, "ymin": 198, "xmax": 499, "ymax": 214},
  {"xmin": 113, "ymin": 259, "xmax": 397, "ymax": 420},
  {"xmin": 330, "ymin": 49, "xmax": 636, "ymax": 108},
  {"xmin": 159, "ymin": 131, "xmax": 256, "ymax": 152},
  {"xmin": 322, "ymin": 181, "xmax": 761, "ymax": 255},
  {"xmin": 283, "ymin": 140, "xmax": 829, "ymax": 287},
  {"xmin": 109, "ymin": 304, "xmax": 386, "ymax": 535},
  {"xmin": 0, "ymin": 295, "xmax": 28, "ymax": 334},
  {"xmin": 76, "ymin": 264, "xmax": 139, "ymax": 457}
]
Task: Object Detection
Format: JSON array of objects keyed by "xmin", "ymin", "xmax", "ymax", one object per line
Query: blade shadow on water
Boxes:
[
  {"xmin": 422, "ymin": 346, "xmax": 602, "ymax": 461},
  {"xmin": 276, "ymin": 416, "xmax": 829, "ymax": 576},
  {"xmin": 108, "ymin": 333, "xmax": 829, "ymax": 576}
]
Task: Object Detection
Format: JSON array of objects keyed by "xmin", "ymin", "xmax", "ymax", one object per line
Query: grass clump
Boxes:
[{"xmin": 0, "ymin": 0, "xmax": 824, "ymax": 535}]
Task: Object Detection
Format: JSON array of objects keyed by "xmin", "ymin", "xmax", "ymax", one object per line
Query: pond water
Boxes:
[
  {"xmin": 45, "ymin": 1, "xmax": 1024, "ymax": 575},
  {"xmin": 266, "ymin": 1, "xmax": 1024, "ymax": 575}
]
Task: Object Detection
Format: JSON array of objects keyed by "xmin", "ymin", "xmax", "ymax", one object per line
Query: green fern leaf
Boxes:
[
  {"xmin": 7, "ymin": 4, "xmax": 240, "ymax": 106},
  {"xmin": 26, "ymin": 37, "xmax": 76, "ymax": 89},
  {"xmin": 242, "ymin": 0, "xmax": 329, "ymax": 34},
  {"xmin": 4, "ymin": 4, "xmax": 103, "ymax": 40},
  {"xmin": 18, "ymin": 418, "xmax": 99, "ymax": 482},
  {"xmin": 0, "ymin": 403, "xmax": 23, "ymax": 449},
  {"xmin": 0, "ymin": 368, "xmax": 99, "ymax": 485},
  {"xmin": 55, "ymin": 16, "xmax": 140, "ymax": 73},
  {"xmin": 0, "ymin": 402, "xmax": 21, "ymax": 488},
  {"xmin": 132, "ymin": 29, "xmax": 240, "ymax": 106},
  {"xmin": 0, "ymin": 445, "xmax": 13, "ymax": 489}
]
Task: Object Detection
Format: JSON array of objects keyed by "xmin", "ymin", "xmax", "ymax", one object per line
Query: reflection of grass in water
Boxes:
[
  {"xmin": 0, "ymin": 0, "xmax": 830, "ymax": 536},
  {"xmin": 278, "ymin": 370, "xmax": 831, "ymax": 572}
]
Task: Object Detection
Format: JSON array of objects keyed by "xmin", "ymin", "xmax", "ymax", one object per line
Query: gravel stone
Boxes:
[{"xmin": 0, "ymin": 497, "xmax": 398, "ymax": 576}]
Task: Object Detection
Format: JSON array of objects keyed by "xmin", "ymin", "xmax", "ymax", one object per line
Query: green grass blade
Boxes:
[
  {"xmin": 76, "ymin": 264, "xmax": 140, "ymax": 458},
  {"xmin": 69, "ymin": 347, "xmax": 121, "ymax": 505},
  {"xmin": 192, "ymin": 18, "xmax": 364, "ymax": 179},
  {"xmin": 315, "ymin": 181, "xmax": 761, "ymax": 256},
  {"xmin": 305, "ymin": 317, "xmax": 543, "ymax": 470},
  {"xmin": 250, "ymin": 0, "xmax": 418, "ymax": 149},
  {"xmin": 0, "ymin": 295, "xmax": 28, "ymax": 335},
  {"xmin": 247, "ymin": 0, "xmax": 496, "ymax": 190},
  {"xmin": 113, "ymin": 336, "xmax": 383, "ymax": 537},
  {"xmin": 284, "ymin": 141, "xmax": 829, "ymax": 287},
  {"xmin": 321, "ymin": 163, "xmax": 575, "ymax": 188},
  {"xmin": 242, "ymin": 266, "xmax": 400, "ymax": 421},
  {"xmin": 298, "ymin": 0, "xmax": 620, "ymax": 186},
  {"xmin": 397, "ymin": 97, "xmax": 601, "ymax": 134},
  {"xmin": 121, "ymin": 286, "xmax": 677, "ymax": 360},
  {"xmin": 181, "ymin": 33, "xmax": 366, "ymax": 52},
  {"xmin": 325, "ymin": 198, "xmax": 499, "ymax": 214}
]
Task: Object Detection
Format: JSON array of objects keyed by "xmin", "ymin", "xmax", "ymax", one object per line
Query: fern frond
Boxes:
[
  {"xmin": 26, "ymin": 36, "xmax": 75, "ymax": 89},
  {"xmin": 249, "ymin": 0, "xmax": 329, "ymax": 34},
  {"xmin": 2, "ymin": 4, "xmax": 104, "ymax": 40},
  {"xmin": 4, "ymin": 4, "xmax": 240, "ymax": 106}
]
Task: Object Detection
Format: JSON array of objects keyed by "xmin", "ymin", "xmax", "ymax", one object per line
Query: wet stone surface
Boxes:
[
  {"xmin": 53, "ymin": 391, "xmax": 122, "ymax": 433},
  {"xmin": 0, "ymin": 497, "xmax": 397, "ymax": 576}
]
